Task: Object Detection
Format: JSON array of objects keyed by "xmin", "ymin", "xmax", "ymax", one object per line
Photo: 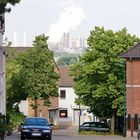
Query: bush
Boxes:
[
  {"xmin": 9, "ymin": 112, "xmax": 25, "ymax": 130},
  {"xmin": 4, "ymin": 110, "xmax": 25, "ymax": 135},
  {"xmin": 0, "ymin": 114, "xmax": 6, "ymax": 140},
  {"xmin": 79, "ymin": 131, "xmax": 112, "ymax": 135}
]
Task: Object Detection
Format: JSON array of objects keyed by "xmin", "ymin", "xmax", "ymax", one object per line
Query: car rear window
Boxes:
[
  {"xmin": 96, "ymin": 122, "xmax": 109, "ymax": 128},
  {"xmin": 25, "ymin": 118, "xmax": 49, "ymax": 126},
  {"xmin": 90, "ymin": 123, "xmax": 96, "ymax": 127},
  {"xmin": 82, "ymin": 123, "xmax": 90, "ymax": 127}
]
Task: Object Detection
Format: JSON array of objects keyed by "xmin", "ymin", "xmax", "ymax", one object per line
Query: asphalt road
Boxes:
[{"xmin": 5, "ymin": 129, "xmax": 137, "ymax": 140}]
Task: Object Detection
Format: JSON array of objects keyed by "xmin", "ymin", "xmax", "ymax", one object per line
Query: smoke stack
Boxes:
[
  {"xmin": 23, "ymin": 31, "xmax": 27, "ymax": 47},
  {"xmin": 13, "ymin": 30, "xmax": 17, "ymax": 46}
]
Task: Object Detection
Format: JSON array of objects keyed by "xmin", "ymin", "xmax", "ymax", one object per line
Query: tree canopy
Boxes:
[
  {"xmin": 6, "ymin": 35, "xmax": 59, "ymax": 111},
  {"xmin": 70, "ymin": 27, "xmax": 139, "ymax": 118},
  {"xmin": 56, "ymin": 56, "xmax": 78, "ymax": 66},
  {"xmin": 6, "ymin": 60, "xmax": 22, "ymax": 110},
  {"xmin": 0, "ymin": 0, "xmax": 21, "ymax": 13}
]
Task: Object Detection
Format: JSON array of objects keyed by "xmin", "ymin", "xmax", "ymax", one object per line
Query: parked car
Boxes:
[
  {"xmin": 20, "ymin": 117, "xmax": 53, "ymax": 140},
  {"xmin": 80, "ymin": 121, "xmax": 110, "ymax": 132},
  {"xmin": 138, "ymin": 125, "xmax": 140, "ymax": 140}
]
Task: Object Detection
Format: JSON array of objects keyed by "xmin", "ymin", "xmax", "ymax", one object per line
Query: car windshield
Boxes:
[{"xmin": 25, "ymin": 118, "xmax": 49, "ymax": 126}]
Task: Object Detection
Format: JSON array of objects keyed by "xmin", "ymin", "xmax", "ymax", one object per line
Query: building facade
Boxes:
[{"xmin": 121, "ymin": 42, "xmax": 140, "ymax": 137}]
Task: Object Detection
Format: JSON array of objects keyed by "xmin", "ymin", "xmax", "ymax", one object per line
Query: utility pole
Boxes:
[{"xmin": 0, "ymin": 13, "xmax": 6, "ymax": 115}]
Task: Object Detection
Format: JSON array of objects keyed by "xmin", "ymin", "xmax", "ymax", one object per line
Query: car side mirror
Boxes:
[{"xmin": 20, "ymin": 122, "xmax": 24, "ymax": 125}]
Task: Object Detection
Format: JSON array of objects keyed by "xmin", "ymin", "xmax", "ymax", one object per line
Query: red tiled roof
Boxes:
[
  {"xmin": 120, "ymin": 42, "xmax": 140, "ymax": 59},
  {"xmin": 58, "ymin": 66, "xmax": 74, "ymax": 87}
]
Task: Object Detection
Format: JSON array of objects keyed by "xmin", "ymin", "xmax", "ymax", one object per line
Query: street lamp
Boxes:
[{"xmin": 78, "ymin": 104, "xmax": 81, "ymax": 132}]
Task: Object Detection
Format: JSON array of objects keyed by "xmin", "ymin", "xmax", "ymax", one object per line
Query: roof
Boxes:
[
  {"xmin": 5, "ymin": 46, "xmax": 33, "ymax": 59},
  {"xmin": 5, "ymin": 46, "xmax": 32, "ymax": 51},
  {"xmin": 58, "ymin": 66, "xmax": 74, "ymax": 87},
  {"xmin": 120, "ymin": 42, "xmax": 140, "ymax": 59}
]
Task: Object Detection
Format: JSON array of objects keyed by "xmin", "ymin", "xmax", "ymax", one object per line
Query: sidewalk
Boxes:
[
  {"xmin": 53, "ymin": 125, "xmax": 78, "ymax": 136},
  {"xmin": 52, "ymin": 126, "xmax": 138, "ymax": 140}
]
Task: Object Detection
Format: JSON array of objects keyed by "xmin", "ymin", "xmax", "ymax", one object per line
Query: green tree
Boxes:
[
  {"xmin": 70, "ymin": 27, "xmax": 139, "ymax": 132},
  {"xmin": 6, "ymin": 60, "xmax": 22, "ymax": 111},
  {"xmin": 0, "ymin": 0, "xmax": 21, "ymax": 14},
  {"xmin": 13, "ymin": 34, "xmax": 59, "ymax": 116},
  {"xmin": 5, "ymin": 41, "xmax": 24, "ymax": 111},
  {"xmin": 56, "ymin": 56, "xmax": 77, "ymax": 66}
]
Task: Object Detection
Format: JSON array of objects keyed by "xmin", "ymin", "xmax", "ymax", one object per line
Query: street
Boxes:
[{"xmin": 5, "ymin": 129, "xmax": 138, "ymax": 140}]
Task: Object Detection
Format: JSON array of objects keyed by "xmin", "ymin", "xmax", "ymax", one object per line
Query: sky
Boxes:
[{"xmin": 3, "ymin": 0, "xmax": 140, "ymax": 46}]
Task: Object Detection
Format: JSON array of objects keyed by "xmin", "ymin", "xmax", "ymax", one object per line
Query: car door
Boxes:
[
  {"xmin": 96, "ymin": 122, "xmax": 109, "ymax": 132},
  {"xmin": 95, "ymin": 122, "xmax": 104, "ymax": 132},
  {"xmin": 81, "ymin": 122, "xmax": 91, "ymax": 131},
  {"xmin": 89, "ymin": 122, "xmax": 96, "ymax": 131}
]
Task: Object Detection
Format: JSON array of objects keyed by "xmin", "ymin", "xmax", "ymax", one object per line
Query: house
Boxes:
[
  {"xmin": 48, "ymin": 66, "xmax": 93, "ymax": 128},
  {"xmin": 121, "ymin": 42, "xmax": 140, "ymax": 137},
  {"xmin": 48, "ymin": 66, "xmax": 76, "ymax": 128}
]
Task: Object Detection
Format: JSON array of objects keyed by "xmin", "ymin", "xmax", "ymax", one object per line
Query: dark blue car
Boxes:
[{"xmin": 20, "ymin": 117, "xmax": 53, "ymax": 140}]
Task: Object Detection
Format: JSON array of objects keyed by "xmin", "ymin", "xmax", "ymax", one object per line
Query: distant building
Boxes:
[{"xmin": 49, "ymin": 33, "xmax": 86, "ymax": 54}]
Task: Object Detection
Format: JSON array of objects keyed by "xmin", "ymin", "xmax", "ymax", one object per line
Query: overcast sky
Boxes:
[{"xmin": 3, "ymin": 0, "xmax": 140, "ymax": 46}]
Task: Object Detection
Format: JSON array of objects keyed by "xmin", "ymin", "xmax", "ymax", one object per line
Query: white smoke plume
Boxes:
[{"xmin": 46, "ymin": 1, "xmax": 86, "ymax": 43}]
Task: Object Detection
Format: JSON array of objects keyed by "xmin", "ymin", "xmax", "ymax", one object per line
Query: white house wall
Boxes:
[
  {"xmin": 19, "ymin": 100, "xmax": 28, "ymax": 116},
  {"xmin": 59, "ymin": 87, "xmax": 77, "ymax": 122}
]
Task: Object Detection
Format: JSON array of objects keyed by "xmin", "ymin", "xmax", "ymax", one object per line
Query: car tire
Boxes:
[
  {"xmin": 48, "ymin": 135, "xmax": 52, "ymax": 140},
  {"xmin": 20, "ymin": 135, "xmax": 25, "ymax": 140},
  {"xmin": 138, "ymin": 135, "xmax": 140, "ymax": 140}
]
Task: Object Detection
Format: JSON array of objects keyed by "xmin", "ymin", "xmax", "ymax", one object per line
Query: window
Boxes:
[
  {"xmin": 60, "ymin": 90, "xmax": 66, "ymax": 99},
  {"xmin": 82, "ymin": 123, "xmax": 90, "ymax": 127},
  {"xmin": 127, "ymin": 114, "xmax": 131, "ymax": 129},
  {"xmin": 90, "ymin": 123, "xmax": 96, "ymax": 127},
  {"xmin": 134, "ymin": 114, "xmax": 138, "ymax": 130},
  {"xmin": 25, "ymin": 118, "xmax": 49, "ymax": 126},
  {"xmin": 59, "ymin": 110, "xmax": 68, "ymax": 117}
]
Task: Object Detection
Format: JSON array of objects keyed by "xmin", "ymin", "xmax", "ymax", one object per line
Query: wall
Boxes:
[
  {"xmin": 59, "ymin": 87, "xmax": 76, "ymax": 118},
  {"xmin": 126, "ymin": 60, "xmax": 140, "ymax": 137},
  {"xmin": 126, "ymin": 60, "xmax": 140, "ymax": 115},
  {"xmin": 19, "ymin": 100, "xmax": 28, "ymax": 116}
]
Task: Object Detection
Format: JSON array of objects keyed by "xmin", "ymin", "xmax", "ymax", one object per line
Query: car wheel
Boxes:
[
  {"xmin": 138, "ymin": 135, "xmax": 140, "ymax": 140},
  {"xmin": 41, "ymin": 139, "xmax": 46, "ymax": 140},
  {"xmin": 20, "ymin": 135, "xmax": 25, "ymax": 140},
  {"xmin": 48, "ymin": 135, "xmax": 52, "ymax": 140}
]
